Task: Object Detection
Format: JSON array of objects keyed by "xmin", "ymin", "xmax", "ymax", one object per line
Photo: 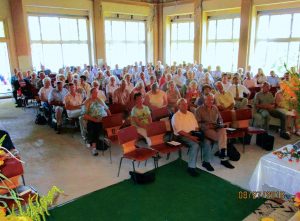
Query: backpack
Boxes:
[
  {"xmin": 35, "ymin": 113, "xmax": 47, "ymax": 125},
  {"xmin": 129, "ymin": 171, "xmax": 155, "ymax": 184},
  {"xmin": 256, "ymin": 133, "xmax": 274, "ymax": 151},
  {"xmin": 96, "ymin": 138, "xmax": 111, "ymax": 151},
  {"xmin": 227, "ymin": 142, "xmax": 241, "ymax": 161}
]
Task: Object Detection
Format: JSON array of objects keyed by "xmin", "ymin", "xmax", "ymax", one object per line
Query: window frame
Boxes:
[
  {"xmin": 254, "ymin": 10, "xmax": 300, "ymax": 73},
  {"xmin": 170, "ymin": 19, "xmax": 194, "ymax": 64},
  {"xmin": 104, "ymin": 18, "xmax": 147, "ymax": 67},
  {"xmin": 28, "ymin": 14, "xmax": 91, "ymax": 69},
  {"xmin": 206, "ymin": 15, "xmax": 240, "ymax": 72}
]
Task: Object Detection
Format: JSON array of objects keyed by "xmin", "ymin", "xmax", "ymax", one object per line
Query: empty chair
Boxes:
[
  {"xmin": 146, "ymin": 121, "xmax": 182, "ymax": 163},
  {"xmin": 117, "ymin": 126, "xmax": 158, "ymax": 177}
]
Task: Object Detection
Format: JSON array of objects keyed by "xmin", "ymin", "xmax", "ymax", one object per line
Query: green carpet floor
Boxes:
[{"xmin": 48, "ymin": 160, "xmax": 264, "ymax": 221}]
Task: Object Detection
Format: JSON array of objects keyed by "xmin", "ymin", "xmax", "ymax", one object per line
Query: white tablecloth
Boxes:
[{"xmin": 249, "ymin": 144, "xmax": 300, "ymax": 195}]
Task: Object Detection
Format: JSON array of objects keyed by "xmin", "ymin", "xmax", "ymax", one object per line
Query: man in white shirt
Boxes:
[
  {"xmin": 228, "ymin": 76, "xmax": 250, "ymax": 109},
  {"xmin": 221, "ymin": 73, "xmax": 232, "ymax": 91},
  {"xmin": 171, "ymin": 98, "xmax": 201, "ymax": 177}
]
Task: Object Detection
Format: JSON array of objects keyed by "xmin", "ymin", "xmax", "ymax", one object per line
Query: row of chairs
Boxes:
[{"xmin": 102, "ymin": 106, "xmax": 267, "ymax": 176}]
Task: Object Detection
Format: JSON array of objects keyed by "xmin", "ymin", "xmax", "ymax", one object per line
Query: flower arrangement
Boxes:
[
  {"xmin": 0, "ymin": 134, "xmax": 63, "ymax": 221},
  {"xmin": 279, "ymin": 64, "xmax": 300, "ymax": 116},
  {"xmin": 273, "ymin": 145, "xmax": 300, "ymax": 162}
]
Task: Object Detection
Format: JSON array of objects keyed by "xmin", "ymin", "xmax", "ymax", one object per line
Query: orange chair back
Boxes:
[
  {"xmin": 151, "ymin": 107, "xmax": 170, "ymax": 121},
  {"xmin": 235, "ymin": 108, "xmax": 252, "ymax": 121},
  {"xmin": 146, "ymin": 121, "xmax": 167, "ymax": 146},
  {"xmin": 102, "ymin": 113, "xmax": 123, "ymax": 139},
  {"xmin": 220, "ymin": 110, "xmax": 234, "ymax": 123},
  {"xmin": 118, "ymin": 126, "xmax": 138, "ymax": 154},
  {"xmin": 109, "ymin": 103, "xmax": 126, "ymax": 114}
]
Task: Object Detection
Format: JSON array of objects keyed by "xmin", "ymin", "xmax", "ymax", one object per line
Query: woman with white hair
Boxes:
[
  {"xmin": 105, "ymin": 76, "xmax": 118, "ymax": 104},
  {"xmin": 124, "ymin": 73, "xmax": 134, "ymax": 92},
  {"xmin": 38, "ymin": 77, "xmax": 53, "ymax": 105}
]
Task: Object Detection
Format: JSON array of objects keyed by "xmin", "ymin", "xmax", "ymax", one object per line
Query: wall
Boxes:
[{"xmin": 0, "ymin": 0, "xmax": 18, "ymax": 71}]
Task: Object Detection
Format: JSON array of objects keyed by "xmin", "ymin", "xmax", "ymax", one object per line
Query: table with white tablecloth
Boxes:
[{"xmin": 249, "ymin": 144, "xmax": 300, "ymax": 195}]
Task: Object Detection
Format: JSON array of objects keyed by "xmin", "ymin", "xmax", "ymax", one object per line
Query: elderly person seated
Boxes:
[
  {"xmin": 199, "ymin": 72, "xmax": 214, "ymax": 91},
  {"xmin": 113, "ymin": 79, "xmax": 130, "ymax": 107},
  {"xmin": 185, "ymin": 80, "xmax": 200, "ymax": 111},
  {"xmin": 79, "ymin": 75, "xmax": 91, "ymax": 97},
  {"xmin": 13, "ymin": 71, "xmax": 32, "ymax": 107},
  {"xmin": 221, "ymin": 73, "xmax": 232, "ymax": 91},
  {"xmin": 123, "ymin": 73, "xmax": 134, "ymax": 93},
  {"xmin": 131, "ymin": 93, "xmax": 152, "ymax": 145},
  {"xmin": 95, "ymin": 71, "xmax": 105, "ymax": 90},
  {"xmin": 228, "ymin": 76, "xmax": 250, "ymax": 109},
  {"xmin": 214, "ymin": 81, "xmax": 235, "ymax": 111},
  {"xmin": 171, "ymin": 98, "xmax": 201, "ymax": 177},
  {"xmin": 255, "ymin": 68, "xmax": 267, "ymax": 86},
  {"xmin": 144, "ymin": 82, "xmax": 168, "ymax": 111},
  {"xmin": 92, "ymin": 80, "xmax": 106, "ymax": 102},
  {"xmin": 166, "ymin": 80, "xmax": 181, "ymax": 113},
  {"xmin": 48, "ymin": 81, "xmax": 68, "ymax": 134},
  {"xmin": 173, "ymin": 68, "xmax": 186, "ymax": 90},
  {"xmin": 254, "ymin": 82, "xmax": 290, "ymax": 139},
  {"xmin": 267, "ymin": 70, "xmax": 279, "ymax": 88},
  {"xmin": 145, "ymin": 75, "xmax": 156, "ymax": 92},
  {"xmin": 195, "ymin": 94, "xmax": 235, "ymax": 171},
  {"xmin": 64, "ymin": 82, "xmax": 83, "ymax": 119},
  {"xmin": 36, "ymin": 71, "xmax": 45, "ymax": 90},
  {"xmin": 38, "ymin": 77, "xmax": 53, "ymax": 106},
  {"xmin": 83, "ymin": 87, "xmax": 111, "ymax": 156},
  {"xmin": 161, "ymin": 73, "xmax": 173, "ymax": 92},
  {"xmin": 105, "ymin": 76, "xmax": 118, "ymax": 104},
  {"xmin": 243, "ymin": 72, "xmax": 256, "ymax": 89},
  {"xmin": 195, "ymin": 84, "xmax": 211, "ymax": 107}
]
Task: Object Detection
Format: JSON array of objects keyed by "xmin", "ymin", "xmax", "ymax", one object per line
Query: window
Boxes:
[
  {"xmin": 28, "ymin": 16, "xmax": 90, "ymax": 71},
  {"xmin": 206, "ymin": 17, "xmax": 240, "ymax": 72},
  {"xmin": 253, "ymin": 12, "xmax": 300, "ymax": 75},
  {"xmin": 105, "ymin": 19, "xmax": 146, "ymax": 67},
  {"xmin": 0, "ymin": 21, "xmax": 12, "ymax": 96},
  {"xmin": 170, "ymin": 20, "xmax": 194, "ymax": 64}
]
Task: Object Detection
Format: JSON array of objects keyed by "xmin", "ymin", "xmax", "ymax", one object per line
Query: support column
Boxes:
[
  {"xmin": 153, "ymin": 3, "xmax": 163, "ymax": 63},
  {"xmin": 9, "ymin": 0, "xmax": 31, "ymax": 70},
  {"xmin": 194, "ymin": 0, "xmax": 203, "ymax": 64},
  {"xmin": 238, "ymin": 0, "xmax": 253, "ymax": 70},
  {"xmin": 93, "ymin": 0, "xmax": 106, "ymax": 64}
]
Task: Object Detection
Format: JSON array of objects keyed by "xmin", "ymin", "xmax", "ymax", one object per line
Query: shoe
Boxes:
[
  {"xmin": 202, "ymin": 162, "xmax": 214, "ymax": 171},
  {"xmin": 280, "ymin": 132, "xmax": 291, "ymax": 140},
  {"xmin": 221, "ymin": 160, "xmax": 235, "ymax": 169},
  {"xmin": 91, "ymin": 148, "xmax": 98, "ymax": 156},
  {"xmin": 187, "ymin": 167, "xmax": 199, "ymax": 177}
]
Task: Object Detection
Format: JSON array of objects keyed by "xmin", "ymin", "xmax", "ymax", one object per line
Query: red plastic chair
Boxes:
[
  {"xmin": 146, "ymin": 121, "xmax": 182, "ymax": 163},
  {"xmin": 117, "ymin": 126, "xmax": 158, "ymax": 177},
  {"xmin": 151, "ymin": 107, "xmax": 170, "ymax": 121},
  {"xmin": 220, "ymin": 110, "xmax": 246, "ymax": 152},
  {"xmin": 102, "ymin": 113, "xmax": 124, "ymax": 163}
]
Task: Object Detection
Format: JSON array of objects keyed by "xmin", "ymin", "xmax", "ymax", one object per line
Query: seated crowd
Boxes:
[{"xmin": 10, "ymin": 62, "xmax": 300, "ymax": 176}]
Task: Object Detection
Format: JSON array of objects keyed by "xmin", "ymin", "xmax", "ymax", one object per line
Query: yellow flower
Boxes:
[
  {"xmin": 6, "ymin": 215, "xmax": 33, "ymax": 221},
  {"xmin": 0, "ymin": 150, "xmax": 5, "ymax": 156},
  {"xmin": 0, "ymin": 160, "xmax": 4, "ymax": 166}
]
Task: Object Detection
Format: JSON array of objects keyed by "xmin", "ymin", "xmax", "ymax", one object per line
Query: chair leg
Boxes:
[
  {"xmin": 153, "ymin": 156, "xmax": 157, "ymax": 169},
  {"xmin": 117, "ymin": 157, "xmax": 124, "ymax": 177},
  {"xmin": 109, "ymin": 146, "xmax": 112, "ymax": 164},
  {"xmin": 166, "ymin": 153, "xmax": 170, "ymax": 160},
  {"xmin": 21, "ymin": 175, "xmax": 26, "ymax": 185},
  {"xmin": 144, "ymin": 160, "xmax": 147, "ymax": 167},
  {"xmin": 132, "ymin": 160, "xmax": 137, "ymax": 183},
  {"xmin": 138, "ymin": 161, "xmax": 140, "ymax": 167},
  {"xmin": 243, "ymin": 136, "xmax": 245, "ymax": 153}
]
